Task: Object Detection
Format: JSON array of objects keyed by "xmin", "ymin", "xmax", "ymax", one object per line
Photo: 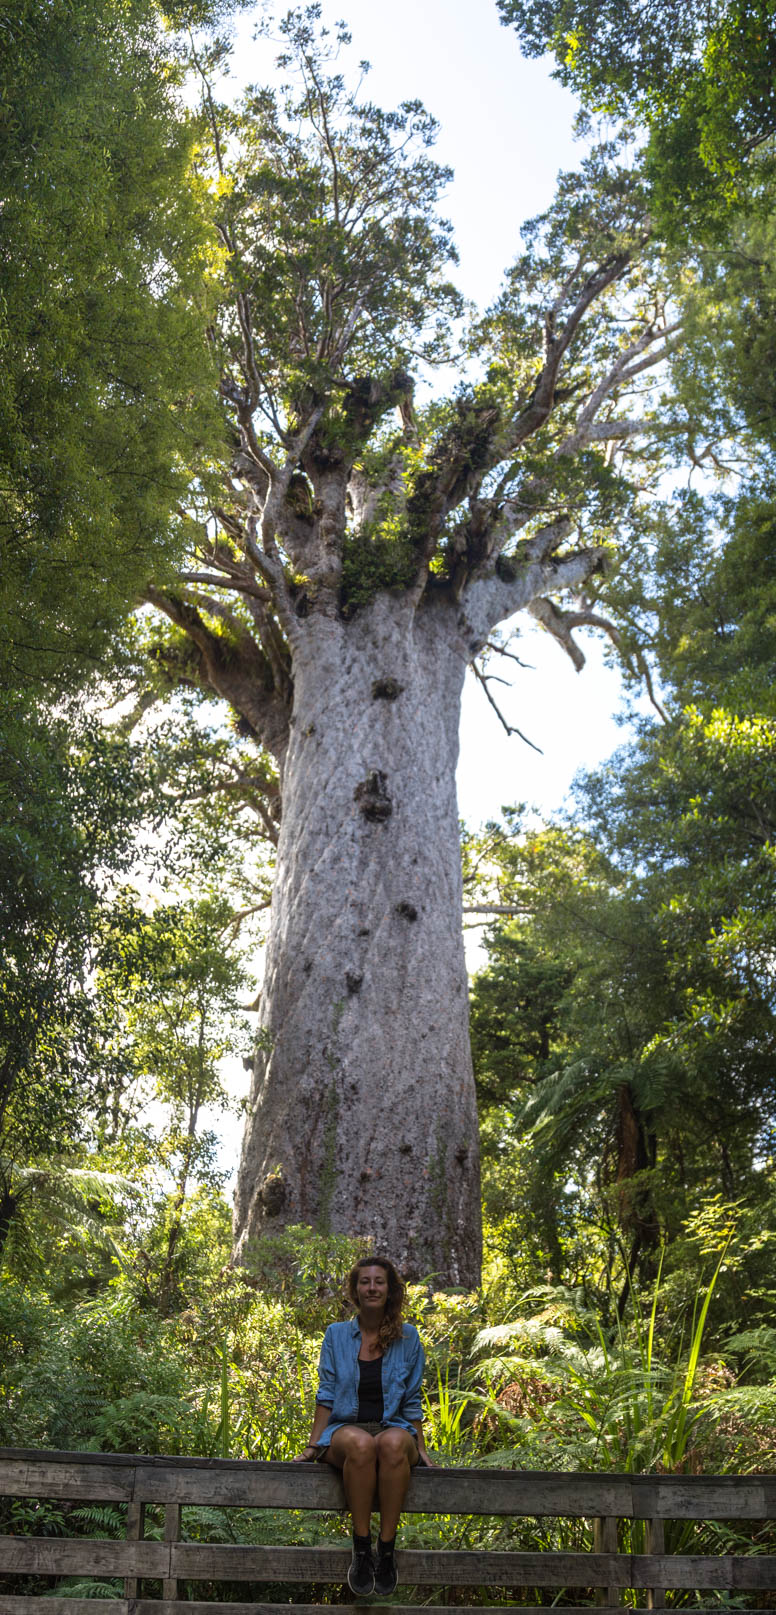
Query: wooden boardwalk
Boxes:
[{"xmin": 2, "ymin": 1447, "xmax": 776, "ymax": 1611}]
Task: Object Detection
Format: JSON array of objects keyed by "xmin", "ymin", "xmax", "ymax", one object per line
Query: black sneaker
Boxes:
[
  {"xmin": 348, "ymin": 1541, "xmax": 375, "ymax": 1597},
  {"xmin": 373, "ymin": 1541, "xmax": 398, "ymax": 1597}
]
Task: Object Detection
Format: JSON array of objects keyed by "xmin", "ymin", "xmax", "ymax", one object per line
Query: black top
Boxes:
[{"xmin": 357, "ymin": 1355, "xmax": 384, "ymax": 1422}]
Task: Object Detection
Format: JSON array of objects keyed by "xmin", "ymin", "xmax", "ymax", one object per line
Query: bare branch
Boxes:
[
  {"xmin": 561, "ymin": 604, "xmax": 670, "ymax": 722},
  {"xmin": 527, "ymin": 593, "xmax": 669, "ymax": 720},
  {"xmin": 483, "ymin": 640, "xmax": 534, "ymax": 670},
  {"xmin": 462, "ymin": 903, "xmax": 529, "ymax": 916},
  {"xmin": 503, "ymin": 251, "xmax": 635, "ymax": 458},
  {"xmin": 179, "ymin": 570, "xmax": 272, "ymax": 601},
  {"xmin": 219, "ymin": 897, "xmax": 273, "ymax": 938},
  {"xmin": 472, "ymin": 661, "xmax": 543, "ymax": 753}
]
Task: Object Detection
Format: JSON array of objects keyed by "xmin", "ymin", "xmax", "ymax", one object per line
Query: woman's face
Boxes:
[{"xmin": 356, "ymin": 1264, "xmax": 389, "ymax": 1309}]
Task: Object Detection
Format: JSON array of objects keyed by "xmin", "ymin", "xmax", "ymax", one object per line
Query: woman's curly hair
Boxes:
[{"xmin": 347, "ymin": 1256, "xmax": 406, "ymax": 1351}]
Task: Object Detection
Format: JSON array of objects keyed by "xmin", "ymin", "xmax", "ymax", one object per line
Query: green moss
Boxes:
[{"xmin": 340, "ymin": 520, "xmax": 417, "ymax": 613}]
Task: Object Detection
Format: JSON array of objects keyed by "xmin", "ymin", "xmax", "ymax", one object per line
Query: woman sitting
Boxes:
[{"xmin": 294, "ymin": 1255, "xmax": 432, "ymax": 1596}]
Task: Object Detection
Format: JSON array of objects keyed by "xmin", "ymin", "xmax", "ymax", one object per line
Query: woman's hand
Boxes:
[
  {"xmin": 417, "ymin": 1449, "xmax": 435, "ymax": 1468},
  {"xmin": 292, "ymin": 1445, "xmax": 318, "ymax": 1462}
]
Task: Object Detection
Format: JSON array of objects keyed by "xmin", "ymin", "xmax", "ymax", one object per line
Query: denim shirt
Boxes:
[{"xmin": 314, "ymin": 1318, "xmax": 425, "ymax": 1449}]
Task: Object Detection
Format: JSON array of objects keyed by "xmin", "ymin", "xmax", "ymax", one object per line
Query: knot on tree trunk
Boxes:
[
  {"xmin": 354, "ymin": 769, "xmax": 393, "ymax": 821},
  {"xmin": 372, "ymin": 677, "xmax": 404, "ymax": 701},
  {"xmin": 259, "ymin": 1170, "xmax": 287, "ymax": 1216}
]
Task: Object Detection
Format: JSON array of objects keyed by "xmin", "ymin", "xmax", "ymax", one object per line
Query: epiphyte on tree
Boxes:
[{"xmin": 354, "ymin": 770, "xmax": 393, "ymax": 821}]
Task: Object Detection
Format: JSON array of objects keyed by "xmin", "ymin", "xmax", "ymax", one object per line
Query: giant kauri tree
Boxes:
[{"xmin": 147, "ymin": 10, "xmax": 688, "ymax": 1283}]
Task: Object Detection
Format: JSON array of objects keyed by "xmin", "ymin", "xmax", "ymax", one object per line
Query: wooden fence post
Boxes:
[
  {"xmin": 163, "ymin": 1501, "xmax": 181, "ymax": 1602},
  {"xmin": 593, "ymin": 1514, "xmax": 621, "ymax": 1606},
  {"xmin": 645, "ymin": 1515, "xmax": 666, "ymax": 1609},
  {"xmin": 124, "ymin": 1500, "xmax": 145, "ymax": 1599}
]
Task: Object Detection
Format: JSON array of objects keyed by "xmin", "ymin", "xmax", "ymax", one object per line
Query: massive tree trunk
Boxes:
[{"xmin": 232, "ymin": 595, "xmax": 482, "ymax": 1284}]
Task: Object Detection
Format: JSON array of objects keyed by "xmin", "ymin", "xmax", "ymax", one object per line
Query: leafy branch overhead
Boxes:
[{"xmin": 147, "ymin": 7, "xmax": 694, "ymax": 768}]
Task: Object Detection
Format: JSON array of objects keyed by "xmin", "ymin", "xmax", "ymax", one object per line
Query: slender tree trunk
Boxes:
[
  {"xmin": 233, "ymin": 596, "xmax": 482, "ymax": 1285},
  {"xmin": 614, "ymin": 1082, "xmax": 660, "ymax": 1316},
  {"xmin": 0, "ymin": 1186, "xmax": 18, "ymax": 1267}
]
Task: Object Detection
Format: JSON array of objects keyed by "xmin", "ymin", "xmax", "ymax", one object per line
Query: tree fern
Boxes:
[
  {"xmin": 70, "ymin": 1504, "xmax": 126, "ymax": 1537},
  {"xmin": 53, "ymin": 1579, "xmax": 123, "ymax": 1598}
]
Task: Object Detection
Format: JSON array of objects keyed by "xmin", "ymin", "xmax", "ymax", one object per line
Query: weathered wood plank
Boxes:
[
  {"xmin": 162, "ymin": 1500, "xmax": 181, "ymax": 1602},
  {"xmin": 168, "ymin": 1542, "xmax": 776, "ymax": 1587},
  {"xmin": 635, "ymin": 1553, "xmax": 776, "ymax": 1589},
  {"xmin": 129, "ymin": 1608, "xmax": 776, "ymax": 1615},
  {"xmin": 593, "ymin": 1516, "xmax": 620, "ymax": 1605},
  {"xmin": 125, "ymin": 1464, "xmax": 638, "ymax": 1514},
  {"xmin": 127, "ymin": 1607, "xmax": 776, "ymax": 1615},
  {"xmin": 5, "ymin": 1606, "xmax": 776, "ymax": 1615},
  {"xmin": 0, "ymin": 1449, "xmax": 774, "ymax": 1520},
  {"xmin": 639, "ymin": 1477, "xmax": 769, "ymax": 1520},
  {"xmin": 0, "ymin": 1536, "xmax": 167, "ymax": 1576},
  {"xmin": 123, "ymin": 1498, "xmax": 145, "ymax": 1599},
  {"xmin": 127, "ymin": 1463, "xmax": 346, "ymax": 1509},
  {"xmin": 0, "ymin": 1603, "xmax": 131, "ymax": 1614},
  {"xmin": 645, "ymin": 1515, "xmax": 665, "ymax": 1608},
  {"xmin": 5, "ymin": 1538, "xmax": 776, "ymax": 1591},
  {"xmin": 0, "ymin": 1460, "xmax": 135, "ymax": 1503}
]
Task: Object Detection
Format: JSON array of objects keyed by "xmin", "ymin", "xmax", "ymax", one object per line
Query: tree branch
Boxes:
[
  {"xmin": 144, "ymin": 585, "xmax": 292, "ymax": 761},
  {"xmin": 461, "ymin": 527, "xmax": 607, "ymax": 647},
  {"xmin": 503, "ymin": 251, "xmax": 635, "ymax": 457},
  {"xmin": 179, "ymin": 570, "xmax": 272, "ymax": 601},
  {"xmin": 472, "ymin": 661, "xmax": 543, "ymax": 753},
  {"xmin": 526, "ymin": 596, "xmax": 589, "ymax": 671},
  {"xmin": 462, "ymin": 903, "xmax": 529, "ymax": 916}
]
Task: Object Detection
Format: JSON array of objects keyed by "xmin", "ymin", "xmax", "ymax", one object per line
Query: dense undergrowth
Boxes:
[{"xmin": 4, "ymin": 1205, "xmax": 776, "ymax": 1606}]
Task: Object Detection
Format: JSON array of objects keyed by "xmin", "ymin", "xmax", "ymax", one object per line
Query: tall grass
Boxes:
[{"xmin": 468, "ymin": 1242, "xmax": 733, "ymax": 1474}]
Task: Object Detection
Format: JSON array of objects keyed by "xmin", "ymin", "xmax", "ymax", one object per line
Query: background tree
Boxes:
[
  {"xmin": 1, "ymin": 686, "xmax": 269, "ymax": 1300},
  {"xmin": 91, "ymin": 892, "xmax": 251, "ymax": 1312},
  {"xmin": 0, "ymin": 706, "xmax": 141, "ymax": 1254},
  {"xmin": 0, "ymin": 0, "xmax": 251, "ymax": 1260},
  {"xmin": 469, "ymin": 463, "xmax": 776, "ymax": 1312},
  {"xmin": 0, "ymin": 0, "xmax": 231, "ymax": 693},
  {"xmin": 496, "ymin": 0, "xmax": 776, "ymax": 228}
]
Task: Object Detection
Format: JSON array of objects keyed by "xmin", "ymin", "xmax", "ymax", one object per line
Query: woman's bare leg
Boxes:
[
  {"xmin": 374, "ymin": 1428, "xmax": 418, "ymax": 1540},
  {"xmin": 322, "ymin": 1427, "xmax": 377, "ymax": 1537}
]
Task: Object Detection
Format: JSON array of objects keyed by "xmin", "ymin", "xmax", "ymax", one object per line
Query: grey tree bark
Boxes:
[{"xmin": 232, "ymin": 597, "xmax": 481, "ymax": 1282}]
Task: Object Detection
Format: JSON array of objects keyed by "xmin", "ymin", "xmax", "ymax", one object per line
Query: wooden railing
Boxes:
[{"xmin": 2, "ymin": 1446, "xmax": 776, "ymax": 1612}]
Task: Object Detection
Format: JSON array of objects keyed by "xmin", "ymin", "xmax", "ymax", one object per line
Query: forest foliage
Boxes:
[{"xmin": 2, "ymin": 7, "xmax": 776, "ymax": 1593}]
